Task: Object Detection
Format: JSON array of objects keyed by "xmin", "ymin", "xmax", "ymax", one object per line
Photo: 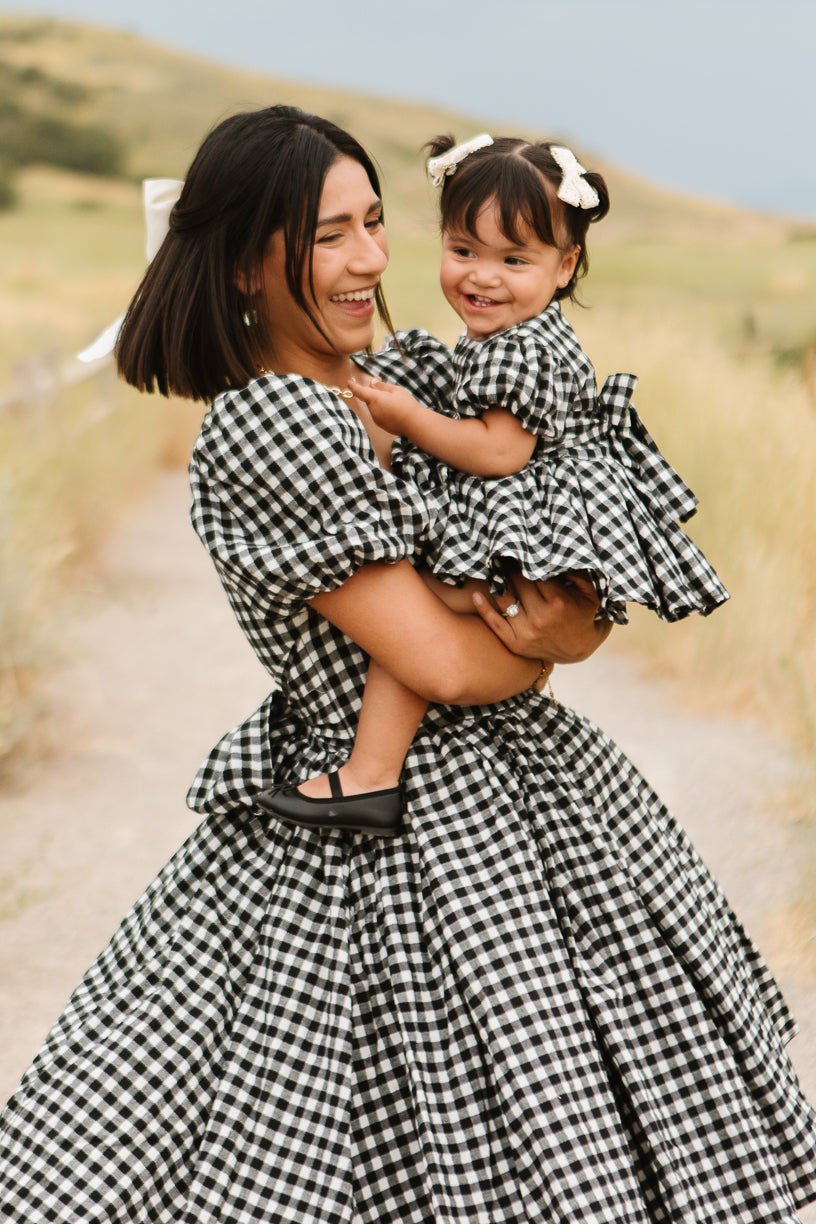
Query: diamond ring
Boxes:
[{"xmin": 504, "ymin": 603, "xmax": 521, "ymax": 619}]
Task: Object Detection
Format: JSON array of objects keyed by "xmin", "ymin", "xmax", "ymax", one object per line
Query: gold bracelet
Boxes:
[
  {"xmin": 530, "ymin": 661, "xmax": 548, "ymax": 692},
  {"xmin": 530, "ymin": 661, "xmax": 557, "ymax": 704}
]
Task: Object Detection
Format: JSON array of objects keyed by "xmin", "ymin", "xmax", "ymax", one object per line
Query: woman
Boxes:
[{"xmin": 0, "ymin": 105, "xmax": 814, "ymax": 1224}]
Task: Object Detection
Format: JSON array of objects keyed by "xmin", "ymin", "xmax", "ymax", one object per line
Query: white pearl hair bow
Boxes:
[
  {"xmin": 550, "ymin": 146, "xmax": 599, "ymax": 209},
  {"xmin": 427, "ymin": 133, "xmax": 494, "ymax": 187},
  {"xmin": 77, "ymin": 178, "xmax": 184, "ymax": 363}
]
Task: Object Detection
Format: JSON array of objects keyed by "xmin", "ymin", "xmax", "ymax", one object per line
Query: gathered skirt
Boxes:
[{"xmin": 1, "ymin": 696, "xmax": 815, "ymax": 1223}]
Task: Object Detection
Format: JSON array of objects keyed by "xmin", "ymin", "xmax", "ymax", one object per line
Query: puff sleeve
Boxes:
[
  {"xmin": 189, "ymin": 374, "xmax": 434, "ymax": 620},
  {"xmin": 365, "ymin": 329, "xmax": 457, "ymax": 415},
  {"xmin": 452, "ymin": 325, "xmax": 578, "ymax": 439}
]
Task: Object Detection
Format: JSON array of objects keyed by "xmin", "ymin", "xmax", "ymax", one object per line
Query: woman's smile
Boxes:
[
  {"xmin": 330, "ymin": 287, "xmax": 377, "ymax": 303},
  {"xmin": 329, "ymin": 285, "xmax": 378, "ymax": 317}
]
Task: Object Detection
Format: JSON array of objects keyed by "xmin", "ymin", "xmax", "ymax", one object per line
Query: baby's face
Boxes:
[{"xmin": 439, "ymin": 201, "xmax": 580, "ymax": 339}]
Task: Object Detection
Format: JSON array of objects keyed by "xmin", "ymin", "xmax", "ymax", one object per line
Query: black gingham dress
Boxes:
[
  {"xmin": 372, "ymin": 304, "xmax": 729, "ymax": 625},
  {"xmin": 1, "ymin": 366, "xmax": 815, "ymax": 1224}
]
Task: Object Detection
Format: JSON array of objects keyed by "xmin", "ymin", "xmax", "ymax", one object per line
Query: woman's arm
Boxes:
[
  {"xmin": 309, "ymin": 564, "xmax": 608, "ymax": 707},
  {"xmin": 350, "ymin": 377, "xmax": 537, "ymax": 477},
  {"xmin": 309, "ymin": 560, "xmax": 541, "ymax": 705}
]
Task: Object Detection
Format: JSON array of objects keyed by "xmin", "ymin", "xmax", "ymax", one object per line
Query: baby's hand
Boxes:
[{"xmin": 349, "ymin": 377, "xmax": 424, "ymax": 436}]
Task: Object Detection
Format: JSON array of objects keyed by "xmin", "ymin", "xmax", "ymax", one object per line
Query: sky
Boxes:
[{"xmin": 2, "ymin": 0, "xmax": 814, "ymax": 219}]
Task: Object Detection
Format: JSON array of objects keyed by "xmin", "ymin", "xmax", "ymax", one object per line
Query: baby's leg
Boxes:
[
  {"xmin": 294, "ymin": 573, "xmax": 485, "ymax": 800},
  {"xmin": 297, "ymin": 659, "xmax": 427, "ymax": 798},
  {"xmin": 420, "ymin": 571, "xmax": 492, "ymax": 612}
]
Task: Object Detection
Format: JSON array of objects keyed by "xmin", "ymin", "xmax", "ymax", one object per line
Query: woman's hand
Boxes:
[{"xmin": 472, "ymin": 573, "xmax": 612, "ymax": 664}]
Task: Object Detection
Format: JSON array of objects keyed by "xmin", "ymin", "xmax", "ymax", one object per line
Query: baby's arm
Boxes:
[{"xmin": 350, "ymin": 376, "xmax": 536, "ymax": 477}]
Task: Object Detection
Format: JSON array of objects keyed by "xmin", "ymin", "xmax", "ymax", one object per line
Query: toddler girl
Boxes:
[{"xmin": 262, "ymin": 133, "xmax": 728, "ymax": 831}]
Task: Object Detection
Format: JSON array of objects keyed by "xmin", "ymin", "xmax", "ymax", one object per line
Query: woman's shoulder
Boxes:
[
  {"xmin": 188, "ymin": 370, "xmax": 434, "ymax": 626},
  {"xmin": 192, "ymin": 373, "xmax": 357, "ymax": 484},
  {"xmin": 210, "ymin": 371, "xmax": 336, "ymax": 422},
  {"xmin": 202, "ymin": 372, "xmax": 345, "ymax": 437}
]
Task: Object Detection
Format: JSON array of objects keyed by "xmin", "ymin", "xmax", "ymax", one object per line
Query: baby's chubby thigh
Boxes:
[{"xmin": 418, "ymin": 570, "xmax": 492, "ymax": 614}]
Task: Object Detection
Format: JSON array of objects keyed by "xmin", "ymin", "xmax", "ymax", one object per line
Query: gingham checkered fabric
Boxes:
[
  {"xmin": 370, "ymin": 308, "xmax": 729, "ymax": 624},
  {"xmin": 1, "ymin": 364, "xmax": 815, "ymax": 1223}
]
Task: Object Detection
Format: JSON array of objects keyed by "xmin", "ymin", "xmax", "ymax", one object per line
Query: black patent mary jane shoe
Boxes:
[{"xmin": 256, "ymin": 770, "xmax": 404, "ymax": 837}]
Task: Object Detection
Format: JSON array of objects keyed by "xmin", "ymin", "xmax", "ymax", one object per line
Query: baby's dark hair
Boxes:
[{"xmin": 426, "ymin": 134, "xmax": 609, "ymax": 302}]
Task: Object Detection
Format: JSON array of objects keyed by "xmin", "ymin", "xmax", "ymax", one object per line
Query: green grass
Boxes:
[
  {"xmin": 0, "ymin": 169, "xmax": 145, "ymax": 382},
  {"xmin": 588, "ymin": 232, "xmax": 816, "ymax": 358}
]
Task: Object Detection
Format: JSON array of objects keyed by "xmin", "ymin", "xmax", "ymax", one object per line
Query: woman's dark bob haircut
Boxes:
[
  {"xmin": 116, "ymin": 105, "xmax": 395, "ymax": 402},
  {"xmin": 426, "ymin": 134, "xmax": 610, "ymax": 304}
]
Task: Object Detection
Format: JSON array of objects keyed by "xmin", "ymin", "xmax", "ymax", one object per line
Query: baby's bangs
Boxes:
[
  {"xmin": 445, "ymin": 155, "xmax": 560, "ymax": 249},
  {"xmin": 494, "ymin": 167, "xmax": 560, "ymax": 248}
]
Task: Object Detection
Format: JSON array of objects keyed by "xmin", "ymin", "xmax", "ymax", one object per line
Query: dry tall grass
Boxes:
[
  {"xmin": 0, "ymin": 376, "xmax": 203, "ymax": 766},
  {"xmin": 576, "ymin": 306, "xmax": 816, "ymax": 769}
]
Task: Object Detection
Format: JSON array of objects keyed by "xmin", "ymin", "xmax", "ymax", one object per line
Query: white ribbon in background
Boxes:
[
  {"xmin": 142, "ymin": 178, "xmax": 183, "ymax": 261},
  {"xmin": 77, "ymin": 178, "xmax": 184, "ymax": 363}
]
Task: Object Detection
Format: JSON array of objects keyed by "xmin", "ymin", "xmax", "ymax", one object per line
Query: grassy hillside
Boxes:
[
  {"xmin": 1, "ymin": 16, "xmax": 815, "ymax": 792},
  {"xmin": 2, "ymin": 14, "xmax": 813, "ymax": 365},
  {"xmin": 0, "ymin": 15, "xmax": 773, "ymax": 226}
]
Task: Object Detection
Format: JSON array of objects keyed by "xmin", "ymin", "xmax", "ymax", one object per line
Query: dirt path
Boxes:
[{"xmin": 2, "ymin": 471, "xmax": 815, "ymax": 1215}]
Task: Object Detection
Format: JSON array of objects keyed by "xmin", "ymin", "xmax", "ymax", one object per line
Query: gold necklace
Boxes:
[{"xmin": 257, "ymin": 367, "xmax": 359, "ymax": 399}]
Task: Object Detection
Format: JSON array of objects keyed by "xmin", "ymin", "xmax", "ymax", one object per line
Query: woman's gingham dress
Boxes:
[
  {"xmin": 0, "ymin": 365, "xmax": 815, "ymax": 1224},
  {"xmin": 375, "ymin": 303, "xmax": 729, "ymax": 626}
]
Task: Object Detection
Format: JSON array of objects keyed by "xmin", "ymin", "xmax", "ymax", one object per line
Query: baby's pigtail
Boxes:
[
  {"xmin": 423, "ymin": 133, "xmax": 457, "ymax": 161},
  {"xmin": 581, "ymin": 171, "xmax": 610, "ymax": 225}
]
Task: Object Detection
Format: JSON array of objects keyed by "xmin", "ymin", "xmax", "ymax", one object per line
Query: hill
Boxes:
[
  {"xmin": 1, "ymin": 14, "xmax": 812, "ymax": 369},
  {"xmin": 0, "ymin": 14, "xmax": 794, "ymax": 236}
]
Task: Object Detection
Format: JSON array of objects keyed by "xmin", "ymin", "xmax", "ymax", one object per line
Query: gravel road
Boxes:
[{"xmin": 1, "ymin": 471, "xmax": 814, "ymax": 1216}]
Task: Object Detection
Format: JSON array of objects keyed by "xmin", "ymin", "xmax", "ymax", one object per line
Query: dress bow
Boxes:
[{"xmin": 598, "ymin": 373, "xmax": 698, "ymax": 523}]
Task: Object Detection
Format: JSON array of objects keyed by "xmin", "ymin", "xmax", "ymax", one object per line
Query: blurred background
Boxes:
[{"xmin": 0, "ymin": 0, "xmax": 814, "ymax": 804}]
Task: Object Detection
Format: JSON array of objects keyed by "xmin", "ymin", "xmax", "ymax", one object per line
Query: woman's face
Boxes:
[{"xmin": 259, "ymin": 155, "xmax": 389, "ymax": 373}]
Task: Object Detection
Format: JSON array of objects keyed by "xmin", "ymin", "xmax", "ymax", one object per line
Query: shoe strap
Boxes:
[{"xmin": 328, "ymin": 771, "xmax": 343, "ymax": 799}]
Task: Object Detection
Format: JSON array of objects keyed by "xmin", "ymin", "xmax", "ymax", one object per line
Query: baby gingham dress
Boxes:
[
  {"xmin": 374, "ymin": 304, "xmax": 729, "ymax": 625},
  {"xmin": 0, "ymin": 364, "xmax": 814, "ymax": 1223}
]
